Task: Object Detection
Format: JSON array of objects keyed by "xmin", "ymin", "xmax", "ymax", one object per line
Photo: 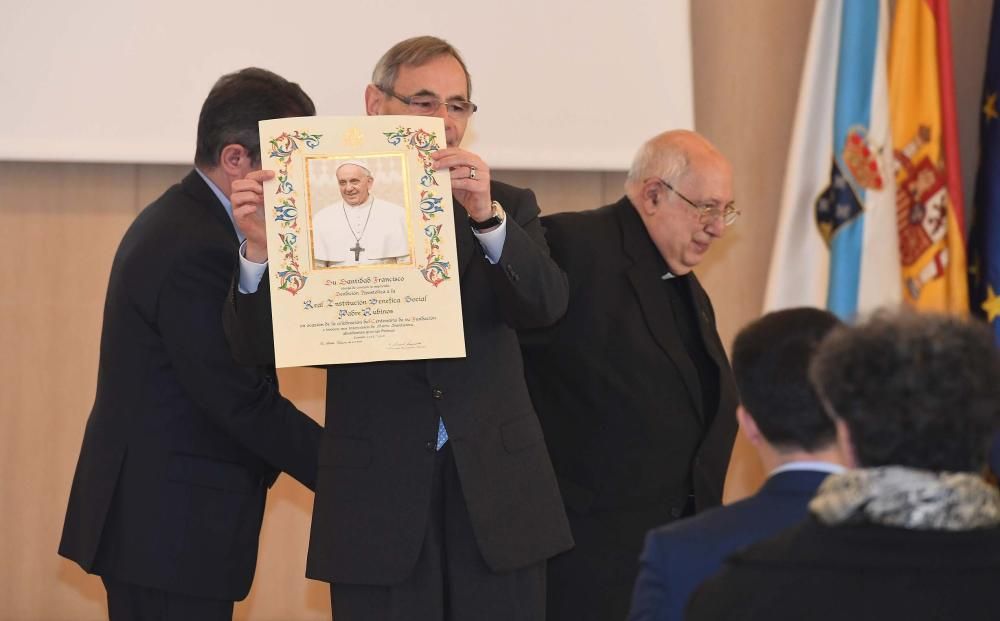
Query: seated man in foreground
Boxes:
[{"xmin": 627, "ymin": 307, "xmax": 844, "ymax": 621}]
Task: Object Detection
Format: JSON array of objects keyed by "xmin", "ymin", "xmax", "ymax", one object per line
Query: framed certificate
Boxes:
[{"xmin": 258, "ymin": 115, "xmax": 465, "ymax": 367}]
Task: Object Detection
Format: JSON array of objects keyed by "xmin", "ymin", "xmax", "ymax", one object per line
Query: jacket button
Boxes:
[
  {"xmin": 425, "ymin": 441, "xmax": 435, "ymax": 452},
  {"xmin": 670, "ymin": 506, "xmax": 682, "ymax": 519},
  {"xmin": 431, "ymin": 388, "xmax": 443, "ymax": 399}
]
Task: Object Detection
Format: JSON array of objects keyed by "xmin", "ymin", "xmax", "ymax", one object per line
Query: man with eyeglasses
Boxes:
[
  {"xmin": 520, "ymin": 129, "xmax": 740, "ymax": 621},
  {"xmin": 228, "ymin": 36, "xmax": 573, "ymax": 621}
]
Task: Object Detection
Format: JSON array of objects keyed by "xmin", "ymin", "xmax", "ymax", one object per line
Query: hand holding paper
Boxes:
[
  {"xmin": 431, "ymin": 147, "xmax": 492, "ymax": 221},
  {"xmin": 231, "ymin": 169, "xmax": 274, "ymax": 263}
]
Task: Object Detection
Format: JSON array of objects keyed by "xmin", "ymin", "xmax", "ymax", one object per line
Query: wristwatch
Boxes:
[{"xmin": 469, "ymin": 200, "xmax": 505, "ymax": 231}]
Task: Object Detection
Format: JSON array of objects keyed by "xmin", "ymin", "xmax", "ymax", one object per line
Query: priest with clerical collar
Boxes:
[{"xmin": 312, "ymin": 159, "xmax": 410, "ymax": 266}]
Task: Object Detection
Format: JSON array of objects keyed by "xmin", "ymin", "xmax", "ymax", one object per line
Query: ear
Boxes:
[
  {"xmin": 636, "ymin": 179, "xmax": 660, "ymax": 216},
  {"xmin": 218, "ymin": 143, "xmax": 251, "ymax": 177},
  {"xmin": 834, "ymin": 418, "xmax": 858, "ymax": 468},
  {"xmin": 736, "ymin": 405, "xmax": 765, "ymax": 449},
  {"xmin": 364, "ymin": 84, "xmax": 384, "ymax": 116}
]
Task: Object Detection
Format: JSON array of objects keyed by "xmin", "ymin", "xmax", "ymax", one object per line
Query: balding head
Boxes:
[
  {"xmin": 625, "ymin": 130, "xmax": 734, "ymax": 275},
  {"xmin": 625, "ymin": 130, "xmax": 728, "ymax": 197}
]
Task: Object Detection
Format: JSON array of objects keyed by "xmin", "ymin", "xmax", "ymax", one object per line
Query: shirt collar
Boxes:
[{"xmin": 769, "ymin": 461, "xmax": 845, "ymax": 477}]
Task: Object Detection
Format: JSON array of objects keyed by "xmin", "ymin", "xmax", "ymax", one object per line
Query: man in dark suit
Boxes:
[
  {"xmin": 626, "ymin": 307, "xmax": 844, "ymax": 621},
  {"xmin": 519, "ymin": 129, "xmax": 740, "ymax": 621},
  {"xmin": 58, "ymin": 68, "xmax": 323, "ymax": 620},
  {"xmin": 228, "ymin": 36, "xmax": 572, "ymax": 620}
]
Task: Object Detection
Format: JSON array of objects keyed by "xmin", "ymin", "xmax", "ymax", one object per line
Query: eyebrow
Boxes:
[{"xmin": 409, "ymin": 88, "xmax": 471, "ymax": 102}]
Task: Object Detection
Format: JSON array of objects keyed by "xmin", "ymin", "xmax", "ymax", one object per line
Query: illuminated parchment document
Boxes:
[{"xmin": 258, "ymin": 115, "xmax": 465, "ymax": 367}]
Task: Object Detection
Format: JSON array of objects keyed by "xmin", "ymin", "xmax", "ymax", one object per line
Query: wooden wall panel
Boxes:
[
  {"xmin": 0, "ymin": 162, "xmax": 139, "ymax": 620},
  {"xmin": 690, "ymin": 0, "xmax": 817, "ymax": 501}
]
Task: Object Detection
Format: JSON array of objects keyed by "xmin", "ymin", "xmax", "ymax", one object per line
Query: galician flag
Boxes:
[{"xmin": 764, "ymin": 0, "xmax": 901, "ymax": 318}]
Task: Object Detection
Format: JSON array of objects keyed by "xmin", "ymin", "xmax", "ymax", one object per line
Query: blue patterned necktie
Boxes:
[{"xmin": 436, "ymin": 418, "xmax": 449, "ymax": 450}]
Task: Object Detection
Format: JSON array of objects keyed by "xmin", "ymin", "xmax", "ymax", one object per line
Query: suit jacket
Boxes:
[
  {"xmin": 520, "ymin": 198, "xmax": 738, "ymax": 620},
  {"xmin": 686, "ymin": 514, "xmax": 1000, "ymax": 621},
  {"xmin": 59, "ymin": 171, "xmax": 322, "ymax": 601},
  {"xmin": 628, "ymin": 469, "xmax": 831, "ymax": 621},
  {"xmin": 226, "ymin": 180, "xmax": 574, "ymax": 585}
]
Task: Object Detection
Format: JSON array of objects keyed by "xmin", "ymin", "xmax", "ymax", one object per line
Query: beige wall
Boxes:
[{"xmin": 1, "ymin": 1, "xmax": 992, "ymax": 618}]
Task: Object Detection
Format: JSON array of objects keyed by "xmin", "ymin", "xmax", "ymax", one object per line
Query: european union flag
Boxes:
[{"xmin": 969, "ymin": 0, "xmax": 1000, "ymax": 475}]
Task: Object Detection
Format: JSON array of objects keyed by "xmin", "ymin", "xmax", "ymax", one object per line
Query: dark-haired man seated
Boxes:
[{"xmin": 627, "ymin": 307, "xmax": 844, "ymax": 621}]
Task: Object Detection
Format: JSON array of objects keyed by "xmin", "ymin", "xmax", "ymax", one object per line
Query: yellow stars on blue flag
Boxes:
[{"xmin": 985, "ymin": 92, "xmax": 999, "ymax": 122}]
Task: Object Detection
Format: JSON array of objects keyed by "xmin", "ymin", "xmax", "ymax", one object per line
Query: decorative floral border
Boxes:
[
  {"xmin": 383, "ymin": 126, "xmax": 452, "ymax": 287},
  {"xmin": 268, "ymin": 131, "xmax": 322, "ymax": 295}
]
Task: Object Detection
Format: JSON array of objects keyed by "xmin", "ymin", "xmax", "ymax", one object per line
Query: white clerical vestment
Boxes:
[{"xmin": 312, "ymin": 197, "xmax": 410, "ymax": 265}]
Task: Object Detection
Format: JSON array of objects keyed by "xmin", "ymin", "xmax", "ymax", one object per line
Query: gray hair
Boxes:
[
  {"xmin": 372, "ymin": 36, "xmax": 472, "ymax": 99},
  {"xmin": 625, "ymin": 129, "xmax": 727, "ymax": 197}
]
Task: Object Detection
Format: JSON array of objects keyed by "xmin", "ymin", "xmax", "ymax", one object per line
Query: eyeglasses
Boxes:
[
  {"xmin": 656, "ymin": 179, "xmax": 740, "ymax": 226},
  {"xmin": 379, "ymin": 87, "xmax": 478, "ymax": 120}
]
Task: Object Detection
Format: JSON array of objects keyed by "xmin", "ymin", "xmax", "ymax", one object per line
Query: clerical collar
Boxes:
[{"xmin": 661, "ymin": 272, "xmax": 677, "ymax": 280}]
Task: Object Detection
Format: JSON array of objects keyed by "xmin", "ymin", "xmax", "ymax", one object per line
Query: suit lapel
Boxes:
[
  {"xmin": 616, "ymin": 200, "xmax": 703, "ymax": 418},
  {"xmin": 181, "ymin": 170, "xmax": 241, "ymax": 247},
  {"xmin": 682, "ymin": 273, "xmax": 731, "ymax": 410},
  {"xmin": 683, "ymin": 272, "xmax": 729, "ymax": 419}
]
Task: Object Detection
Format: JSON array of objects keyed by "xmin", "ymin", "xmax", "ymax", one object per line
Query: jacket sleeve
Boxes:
[
  {"xmin": 627, "ymin": 531, "xmax": 675, "ymax": 621},
  {"xmin": 485, "ymin": 187, "xmax": 568, "ymax": 330},
  {"xmin": 223, "ymin": 263, "xmax": 278, "ymax": 367},
  {"xmin": 157, "ymin": 243, "xmax": 321, "ymax": 490}
]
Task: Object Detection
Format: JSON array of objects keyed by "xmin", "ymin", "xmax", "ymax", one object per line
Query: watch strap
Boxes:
[{"xmin": 469, "ymin": 200, "xmax": 505, "ymax": 231}]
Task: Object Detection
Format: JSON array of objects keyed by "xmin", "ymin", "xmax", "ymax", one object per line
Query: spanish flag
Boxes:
[{"xmin": 888, "ymin": 0, "xmax": 968, "ymax": 313}]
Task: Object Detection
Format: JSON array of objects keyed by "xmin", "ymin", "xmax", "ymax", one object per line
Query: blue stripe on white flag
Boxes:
[{"xmin": 827, "ymin": 0, "xmax": 882, "ymax": 318}]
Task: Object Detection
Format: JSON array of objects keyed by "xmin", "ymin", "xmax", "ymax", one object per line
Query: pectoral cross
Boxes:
[{"xmin": 350, "ymin": 241, "xmax": 365, "ymax": 261}]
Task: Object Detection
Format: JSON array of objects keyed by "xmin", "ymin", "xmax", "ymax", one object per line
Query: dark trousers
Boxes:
[
  {"xmin": 331, "ymin": 443, "xmax": 546, "ymax": 621},
  {"xmin": 102, "ymin": 576, "xmax": 233, "ymax": 621}
]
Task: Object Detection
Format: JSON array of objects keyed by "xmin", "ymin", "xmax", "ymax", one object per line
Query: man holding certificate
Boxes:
[{"xmin": 229, "ymin": 36, "xmax": 572, "ymax": 621}]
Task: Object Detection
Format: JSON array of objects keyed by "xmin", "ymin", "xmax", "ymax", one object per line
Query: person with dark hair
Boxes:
[
  {"xmin": 58, "ymin": 68, "xmax": 322, "ymax": 621},
  {"xmin": 626, "ymin": 307, "xmax": 843, "ymax": 621},
  {"xmin": 519, "ymin": 129, "xmax": 740, "ymax": 621},
  {"xmin": 228, "ymin": 37, "xmax": 572, "ymax": 620},
  {"xmin": 687, "ymin": 311, "xmax": 1000, "ymax": 621}
]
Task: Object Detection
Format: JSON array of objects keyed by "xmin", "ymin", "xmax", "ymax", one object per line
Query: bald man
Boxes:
[
  {"xmin": 312, "ymin": 161, "xmax": 409, "ymax": 266},
  {"xmin": 520, "ymin": 130, "xmax": 741, "ymax": 621}
]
